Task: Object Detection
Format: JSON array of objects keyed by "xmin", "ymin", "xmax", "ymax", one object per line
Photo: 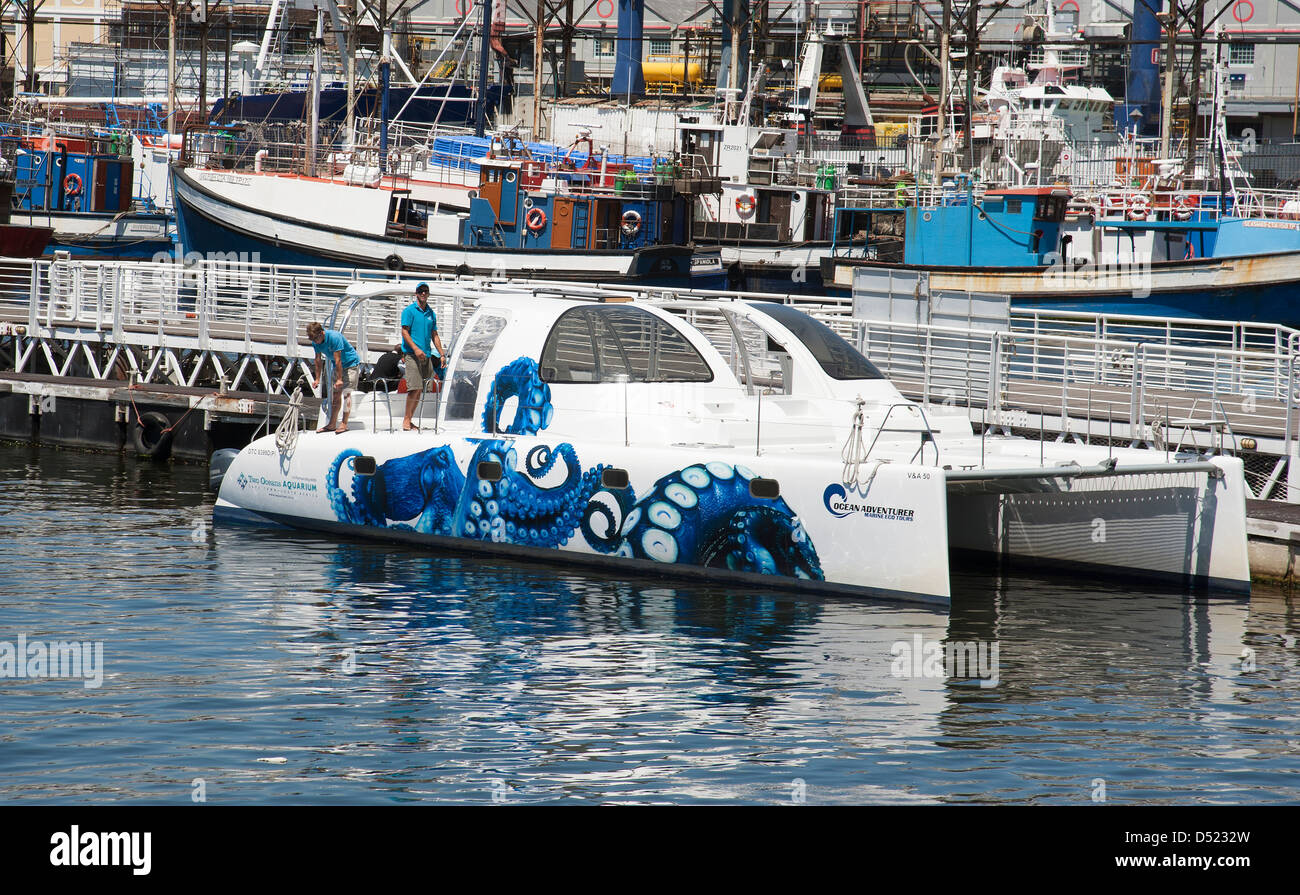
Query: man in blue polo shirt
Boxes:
[
  {"xmin": 400, "ymin": 282, "xmax": 448, "ymax": 431},
  {"xmin": 307, "ymin": 321, "xmax": 362, "ymax": 433}
]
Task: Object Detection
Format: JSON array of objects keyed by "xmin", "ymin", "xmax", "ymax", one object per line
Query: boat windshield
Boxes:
[{"xmin": 747, "ymin": 302, "xmax": 884, "ymax": 381}]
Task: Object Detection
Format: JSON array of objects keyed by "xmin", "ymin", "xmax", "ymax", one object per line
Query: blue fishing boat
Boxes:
[
  {"xmin": 2, "ymin": 129, "xmax": 173, "ymax": 260},
  {"xmin": 824, "ymin": 185, "xmax": 1300, "ymax": 328}
]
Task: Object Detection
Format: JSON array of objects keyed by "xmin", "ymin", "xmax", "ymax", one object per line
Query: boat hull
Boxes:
[
  {"xmin": 825, "ymin": 252, "xmax": 1300, "ymax": 328},
  {"xmin": 714, "ymin": 243, "xmax": 836, "ymax": 294},
  {"xmin": 214, "ymin": 430, "xmax": 955, "ymax": 605},
  {"xmin": 6, "ymin": 210, "xmax": 173, "ymax": 260},
  {"xmin": 0, "ymin": 223, "xmax": 53, "ymax": 257},
  {"xmin": 172, "ymin": 165, "xmax": 724, "ymax": 287}
]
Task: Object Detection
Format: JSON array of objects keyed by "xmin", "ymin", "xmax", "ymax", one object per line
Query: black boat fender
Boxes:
[
  {"xmin": 133, "ymin": 411, "xmax": 176, "ymax": 460},
  {"xmin": 385, "ymin": 253, "xmax": 404, "ymax": 271}
]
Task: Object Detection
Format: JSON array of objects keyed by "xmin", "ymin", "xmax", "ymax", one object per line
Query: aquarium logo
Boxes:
[
  {"xmin": 890, "ymin": 634, "xmax": 999, "ymax": 688},
  {"xmin": 0, "ymin": 634, "xmax": 104, "ymax": 689}
]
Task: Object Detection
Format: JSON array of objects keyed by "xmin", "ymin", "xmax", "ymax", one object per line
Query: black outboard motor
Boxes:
[{"xmin": 208, "ymin": 448, "xmax": 241, "ymax": 492}]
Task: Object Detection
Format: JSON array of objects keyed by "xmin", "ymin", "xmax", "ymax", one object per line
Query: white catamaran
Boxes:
[{"xmin": 214, "ymin": 281, "xmax": 1251, "ymax": 605}]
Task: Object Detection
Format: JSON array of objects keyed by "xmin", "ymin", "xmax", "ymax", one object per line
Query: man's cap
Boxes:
[{"xmin": 415, "ymin": 282, "xmax": 430, "ymax": 294}]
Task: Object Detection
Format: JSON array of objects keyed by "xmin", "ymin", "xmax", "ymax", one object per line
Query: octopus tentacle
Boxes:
[
  {"xmin": 582, "ymin": 462, "xmax": 824, "ymax": 579},
  {"xmin": 456, "ymin": 439, "xmax": 603, "ymax": 548},
  {"xmin": 482, "ymin": 358, "xmax": 553, "ymax": 435}
]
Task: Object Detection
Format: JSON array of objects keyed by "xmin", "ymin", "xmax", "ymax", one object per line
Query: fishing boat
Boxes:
[
  {"xmin": 0, "ymin": 154, "xmax": 52, "ymax": 257},
  {"xmin": 1, "ymin": 128, "xmax": 174, "ymax": 259},
  {"xmin": 825, "ymin": 184, "xmax": 1300, "ymax": 327},
  {"xmin": 172, "ymin": 130, "xmax": 723, "ymax": 285},
  {"xmin": 212, "ymin": 281, "xmax": 1251, "ymax": 605}
]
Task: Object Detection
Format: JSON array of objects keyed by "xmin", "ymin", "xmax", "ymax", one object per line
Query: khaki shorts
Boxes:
[
  {"xmin": 336, "ymin": 365, "xmax": 360, "ymax": 409},
  {"xmin": 403, "ymin": 354, "xmax": 435, "ymax": 391}
]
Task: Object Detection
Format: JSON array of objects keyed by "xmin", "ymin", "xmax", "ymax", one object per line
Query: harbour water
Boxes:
[{"xmin": 2, "ymin": 442, "xmax": 1298, "ymax": 805}]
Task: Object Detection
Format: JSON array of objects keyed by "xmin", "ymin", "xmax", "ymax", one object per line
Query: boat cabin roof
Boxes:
[{"xmin": 983, "ymin": 186, "xmax": 1070, "ymax": 198}]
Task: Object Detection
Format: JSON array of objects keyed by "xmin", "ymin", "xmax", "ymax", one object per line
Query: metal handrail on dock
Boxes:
[
  {"xmin": 5, "ymin": 255, "xmax": 1300, "ymax": 501},
  {"xmin": 0, "ymin": 257, "xmax": 481, "ymax": 400},
  {"xmin": 823, "ymin": 307, "xmax": 1300, "ymax": 501}
]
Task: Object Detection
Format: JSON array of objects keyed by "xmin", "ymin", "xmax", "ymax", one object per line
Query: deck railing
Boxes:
[{"xmin": 4, "ymin": 255, "xmax": 1300, "ymax": 498}]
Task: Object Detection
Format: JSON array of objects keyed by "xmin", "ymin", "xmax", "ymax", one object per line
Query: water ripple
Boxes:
[{"xmin": 1, "ymin": 444, "xmax": 1297, "ymax": 804}]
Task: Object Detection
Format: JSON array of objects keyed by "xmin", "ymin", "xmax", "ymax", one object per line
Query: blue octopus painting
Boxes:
[
  {"xmin": 328, "ymin": 439, "xmax": 607, "ymax": 547},
  {"xmin": 326, "ymin": 356, "xmax": 824, "ymax": 580},
  {"xmin": 581, "ymin": 461, "xmax": 824, "ymax": 580},
  {"xmin": 481, "ymin": 357, "xmax": 553, "ymax": 435},
  {"xmin": 328, "ymin": 357, "xmax": 604, "ymax": 546}
]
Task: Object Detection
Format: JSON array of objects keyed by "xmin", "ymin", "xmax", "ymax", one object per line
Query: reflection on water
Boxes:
[{"xmin": 1, "ymin": 443, "xmax": 1297, "ymax": 804}]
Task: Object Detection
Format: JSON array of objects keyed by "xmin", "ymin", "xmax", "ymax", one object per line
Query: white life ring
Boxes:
[
  {"xmin": 1126, "ymin": 193, "xmax": 1150, "ymax": 220},
  {"xmin": 621, "ymin": 209, "xmax": 642, "ymax": 236},
  {"xmin": 735, "ymin": 194, "xmax": 756, "ymax": 217}
]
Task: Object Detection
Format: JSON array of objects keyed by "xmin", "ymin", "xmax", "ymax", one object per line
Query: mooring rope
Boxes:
[
  {"xmin": 275, "ymin": 386, "xmax": 305, "ymax": 456},
  {"xmin": 841, "ymin": 396, "xmax": 886, "ymax": 491}
]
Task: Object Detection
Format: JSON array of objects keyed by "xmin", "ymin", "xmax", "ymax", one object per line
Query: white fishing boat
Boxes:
[{"xmin": 212, "ymin": 281, "xmax": 1251, "ymax": 605}]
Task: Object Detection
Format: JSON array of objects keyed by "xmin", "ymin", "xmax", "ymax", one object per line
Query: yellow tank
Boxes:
[
  {"xmin": 817, "ymin": 74, "xmax": 843, "ymax": 91},
  {"xmin": 641, "ymin": 61, "xmax": 703, "ymax": 86}
]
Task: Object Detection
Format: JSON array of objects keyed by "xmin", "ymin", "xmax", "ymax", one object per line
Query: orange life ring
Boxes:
[
  {"xmin": 735, "ymin": 194, "xmax": 756, "ymax": 217},
  {"xmin": 620, "ymin": 209, "xmax": 641, "ymax": 235},
  {"xmin": 525, "ymin": 207, "xmax": 547, "ymax": 232},
  {"xmin": 63, "ymin": 173, "xmax": 83, "ymax": 197}
]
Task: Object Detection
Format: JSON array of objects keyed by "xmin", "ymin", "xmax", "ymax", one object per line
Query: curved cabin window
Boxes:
[
  {"xmin": 446, "ymin": 314, "xmax": 508, "ymax": 419},
  {"xmin": 747, "ymin": 301, "xmax": 885, "ymax": 381},
  {"xmin": 540, "ymin": 306, "xmax": 713, "ymax": 384}
]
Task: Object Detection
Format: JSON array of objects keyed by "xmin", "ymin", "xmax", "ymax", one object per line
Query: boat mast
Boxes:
[
  {"xmin": 964, "ymin": 0, "xmax": 977, "ymax": 174},
  {"xmin": 167, "ymin": 0, "xmax": 178, "ymax": 134},
  {"xmin": 309, "ymin": 5, "xmax": 323, "ymax": 177},
  {"xmin": 380, "ymin": 0, "xmax": 391, "ymax": 171},
  {"xmin": 345, "ymin": 1, "xmax": 357, "ymax": 149},
  {"xmin": 532, "ymin": 0, "xmax": 545, "ymax": 139},
  {"xmin": 198, "ymin": 1, "xmax": 208, "ymax": 121},
  {"xmin": 1159, "ymin": 0, "xmax": 1177, "ymax": 161},
  {"xmin": 475, "ymin": 0, "xmax": 492, "ymax": 137},
  {"xmin": 934, "ymin": 0, "xmax": 950, "ymax": 185},
  {"xmin": 1186, "ymin": 0, "xmax": 1205, "ymax": 174},
  {"xmin": 728, "ymin": 0, "xmax": 741, "ymax": 110}
]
